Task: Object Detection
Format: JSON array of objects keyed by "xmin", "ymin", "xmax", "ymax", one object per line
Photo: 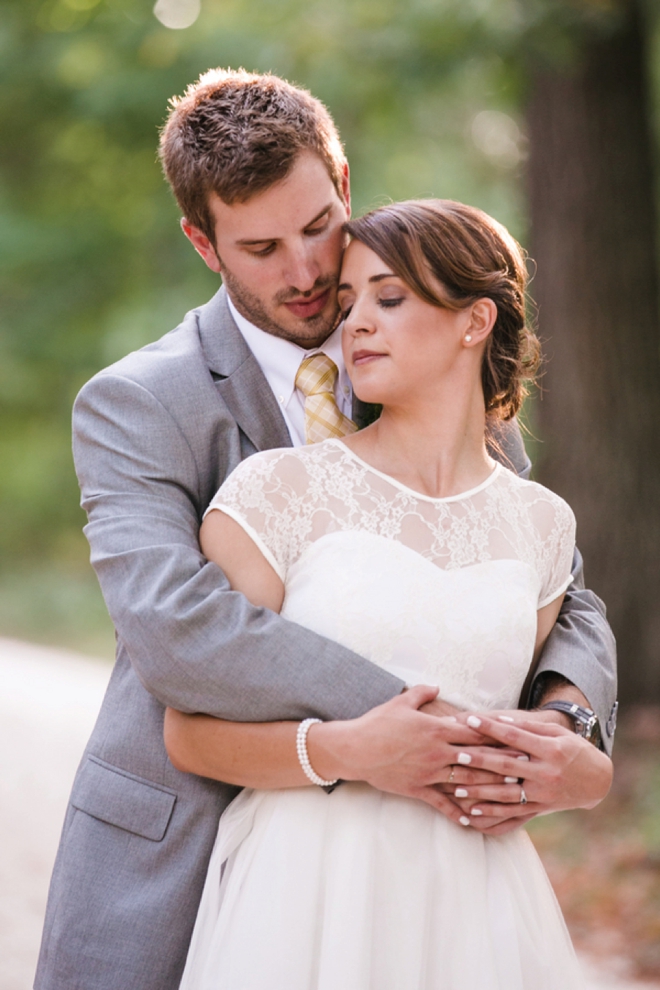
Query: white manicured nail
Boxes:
[
  {"xmin": 470, "ymin": 808, "xmax": 483, "ymax": 816},
  {"xmin": 466, "ymin": 715, "xmax": 482, "ymax": 729},
  {"xmin": 457, "ymin": 752, "xmax": 472, "ymax": 765},
  {"xmin": 498, "ymin": 715, "xmax": 514, "ymax": 722},
  {"xmin": 504, "ymin": 776, "xmax": 519, "ymax": 784},
  {"xmin": 455, "ymin": 788, "xmax": 468, "ymax": 798},
  {"xmin": 517, "ymin": 754, "xmax": 530, "ymax": 761},
  {"xmin": 459, "ymin": 816, "xmax": 471, "ymax": 827}
]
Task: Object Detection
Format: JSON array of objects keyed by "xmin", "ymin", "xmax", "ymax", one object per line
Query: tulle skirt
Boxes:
[{"xmin": 180, "ymin": 783, "xmax": 581, "ymax": 990}]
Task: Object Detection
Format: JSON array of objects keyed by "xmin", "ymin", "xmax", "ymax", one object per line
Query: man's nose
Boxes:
[{"xmin": 283, "ymin": 243, "xmax": 320, "ymax": 292}]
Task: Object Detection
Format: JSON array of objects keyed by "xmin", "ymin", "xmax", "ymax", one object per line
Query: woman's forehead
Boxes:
[{"xmin": 339, "ymin": 240, "xmax": 395, "ymax": 285}]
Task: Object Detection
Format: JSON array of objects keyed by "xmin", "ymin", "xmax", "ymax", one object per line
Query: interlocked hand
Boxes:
[{"xmin": 435, "ymin": 711, "xmax": 613, "ymax": 835}]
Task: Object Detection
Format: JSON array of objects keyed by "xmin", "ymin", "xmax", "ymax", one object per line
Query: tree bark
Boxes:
[{"xmin": 527, "ymin": 0, "xmax": 660, "ymax": 703}]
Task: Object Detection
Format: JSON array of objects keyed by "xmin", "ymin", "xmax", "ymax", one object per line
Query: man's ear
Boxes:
[
  {"xmin": 463, "ymin": 298, "xmax": 497, "ymax": 346},
  {"xmin": 180, "ymin": 218, "xmax": 223, "ymax": 274},
  {"xmin": 340, "ymin": 162, "xmax": 351, "ymax": 219}
]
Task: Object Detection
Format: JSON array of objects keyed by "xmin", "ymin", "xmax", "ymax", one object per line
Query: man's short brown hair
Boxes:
[{"xmin": 159, "ymin": 68, "xmax": 347, "ymax": 243}]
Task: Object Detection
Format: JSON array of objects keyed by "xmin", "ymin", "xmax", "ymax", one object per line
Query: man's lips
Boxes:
[
  {"xmin": 352, "ymin": 349, "xmax": 386, "ymax": 366},
  {"xmin": 283, "ymin": 287, "xmax": 331, "ymax": 319}
]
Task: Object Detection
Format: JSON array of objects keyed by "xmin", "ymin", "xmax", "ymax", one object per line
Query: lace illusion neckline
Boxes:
[{"xmin": 325, "ymin": 439, "xmax": 502, "ymax": 504}]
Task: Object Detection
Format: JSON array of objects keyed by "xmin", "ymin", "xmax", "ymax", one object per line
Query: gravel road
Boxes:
[{"xmin": 0, "ymin": 636, "xmax": 656, "ymax": 990}]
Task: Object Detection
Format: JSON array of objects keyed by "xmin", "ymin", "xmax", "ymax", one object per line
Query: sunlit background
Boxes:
[
  {"xmin": 0, "ymin": 0, "xmax": 546, "ymax": 657},
  {"xmin": 1, "ymin": 0, "xmax": 659, "ymax": 983}
]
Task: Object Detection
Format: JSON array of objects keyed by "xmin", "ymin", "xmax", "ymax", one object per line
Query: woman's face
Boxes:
[{"xmin": 338, "ymin": 239, "xmax": 475, "ymax": 406}]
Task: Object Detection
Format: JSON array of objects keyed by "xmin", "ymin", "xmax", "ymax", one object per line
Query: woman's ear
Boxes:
[{"xmin": 463, "ymin": 298, "xmax": 497, "ymax": 346}]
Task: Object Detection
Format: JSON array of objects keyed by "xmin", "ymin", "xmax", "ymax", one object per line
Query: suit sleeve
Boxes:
[
  {"xmin": 500, "ymin": 412, "xmax": 618, "ymax": 752},
  {"xmin": 527, "ymin": 546, "xmax": 617, "ymax": 753},
  {"xmin": 73, "ymin": 373, "xmax": 404, "ymax": 722}
]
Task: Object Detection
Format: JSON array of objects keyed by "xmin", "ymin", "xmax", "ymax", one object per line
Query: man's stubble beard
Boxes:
[{"xmin": 219, "ymin": 263, "xmax": 340, "ymax": 348}]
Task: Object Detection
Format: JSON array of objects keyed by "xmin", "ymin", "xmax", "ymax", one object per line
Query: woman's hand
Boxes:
[
  {"xmin": 436, "ymin": 712, "xmax": 613, "ymax": 834},
  {"xmin": 308, "ymin": 685, "xmax": 488, "ymax": 827}
]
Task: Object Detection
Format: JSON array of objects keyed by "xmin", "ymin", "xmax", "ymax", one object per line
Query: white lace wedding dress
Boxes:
[{"xmin": 179, "ymin": 439, "xmax": 582, "ymax": 990}]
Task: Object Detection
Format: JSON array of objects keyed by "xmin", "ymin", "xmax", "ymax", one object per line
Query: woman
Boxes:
[{"xmin": 167, "ymin": 200, "xmax": 610, "ymax": 988}]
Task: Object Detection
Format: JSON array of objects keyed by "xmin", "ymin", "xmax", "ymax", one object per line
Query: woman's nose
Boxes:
[{"xmin": 343, "ymin": 298, "xmax": 376, "ymax": 335}]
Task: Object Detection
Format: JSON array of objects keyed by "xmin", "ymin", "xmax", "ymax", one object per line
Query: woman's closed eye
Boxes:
[{"xmin": 379, "ymin": 296, "xmax": 404, "ymax": 309}]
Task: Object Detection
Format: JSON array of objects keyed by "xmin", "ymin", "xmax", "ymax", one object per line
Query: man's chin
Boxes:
[{"xmin": 272, "ymin": 308, "xmax": 340, "ymax": 348}]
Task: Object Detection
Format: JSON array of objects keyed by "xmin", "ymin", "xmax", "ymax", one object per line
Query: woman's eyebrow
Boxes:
[{"xmin": 337, "ymin": 272, "xmax": 396, "ymax": 292}]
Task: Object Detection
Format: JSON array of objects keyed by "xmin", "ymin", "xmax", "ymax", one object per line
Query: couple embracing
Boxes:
[{"xmin": 36, "ymin": 69, "xmax": 617, "ymax": 989}]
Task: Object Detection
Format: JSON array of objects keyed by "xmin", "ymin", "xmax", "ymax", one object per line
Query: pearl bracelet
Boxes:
[{"xmin": 296, "ymin": 718, "xmax": 338, "ymax": 787}]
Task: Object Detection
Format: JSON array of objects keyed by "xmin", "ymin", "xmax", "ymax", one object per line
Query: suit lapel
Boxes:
[{"xmin": 197, "ymin": 287, "xmax": 292, "ymax": 451}]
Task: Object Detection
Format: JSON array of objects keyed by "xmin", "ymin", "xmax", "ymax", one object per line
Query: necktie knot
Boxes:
[
  {"xmin": 295, "ymin": 352, "xmax": 357, "ymax": 444},
  {"xmin": 295, "ymin": 353, "xmax": 339, "ymax": 398}
]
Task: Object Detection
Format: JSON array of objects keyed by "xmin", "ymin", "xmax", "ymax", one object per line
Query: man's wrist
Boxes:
[
  {"xmin": 539, "ymin": 701, "xmax": 602, "ymax": 747},
  {"xmin": 531, "ymin": 672, "xmax": 594, "ymax": 732},
  {"xmin": 533, "ymin": 673, "xmax": 590, "ymax": 709}
]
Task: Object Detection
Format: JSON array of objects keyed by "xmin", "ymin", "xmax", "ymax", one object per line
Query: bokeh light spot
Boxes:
[
  {"xmin": 153, "ymin": 0, "xmax": 201, "ymax": 30},
  {"xmin": 471, "ymin": 110, "xmax": 526, "ymax": 170}
]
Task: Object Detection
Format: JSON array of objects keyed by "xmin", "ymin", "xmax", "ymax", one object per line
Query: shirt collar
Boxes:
[{"xmin": 226, "ymin": 295, "xmax": 349, "ymax": 407}]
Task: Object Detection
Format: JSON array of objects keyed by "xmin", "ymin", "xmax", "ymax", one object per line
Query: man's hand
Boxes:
[
  {"xmin": 310, "ymin": 685, "xmax": 496, "ymax": 827},
  {"xmin": 435, "ymin": 711, "xmax": 613, "ymax": 835},
  {"xmin": 313, "ymin": 690, "xmax": 612, "ymax": 837}
]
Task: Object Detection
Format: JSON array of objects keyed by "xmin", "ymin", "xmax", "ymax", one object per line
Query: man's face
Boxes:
[{"xmin": 183, "ymin": 152, "xmax": 351, "ymax": 348}]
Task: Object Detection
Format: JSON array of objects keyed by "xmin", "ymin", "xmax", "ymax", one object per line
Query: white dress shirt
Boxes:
[{"xmin": 227, "ymin": 295, "xmax": 353, "ymax": 447}]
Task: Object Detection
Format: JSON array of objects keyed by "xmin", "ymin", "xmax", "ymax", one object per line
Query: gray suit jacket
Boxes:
[{"xmin": 35, "ymin": 287, "xmax": 616, "ymax": 990}]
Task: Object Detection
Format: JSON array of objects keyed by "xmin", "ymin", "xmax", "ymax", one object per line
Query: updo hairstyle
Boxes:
[{"xmin": 344, "ymin": 200, "xmax": 540, "ymax": 421}]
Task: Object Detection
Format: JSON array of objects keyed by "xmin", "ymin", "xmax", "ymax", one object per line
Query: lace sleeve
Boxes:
[
  {"xmin": 533, "ymin": 492, "xmax": 577, "ymax": 609},
  {"xmin": 204, "ymin": 448, "xmax": 315, "ymax": 581}
]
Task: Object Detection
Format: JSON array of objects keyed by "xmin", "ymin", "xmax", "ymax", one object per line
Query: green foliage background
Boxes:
[{"xmin": 1, "ymin": 0, "xmax": 659, "ymax": 655}]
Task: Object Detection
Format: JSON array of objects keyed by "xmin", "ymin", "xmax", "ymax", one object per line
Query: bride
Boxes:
[{"xmin": 165, "ymin": 199, "xmax": 605, "ymax": 988}]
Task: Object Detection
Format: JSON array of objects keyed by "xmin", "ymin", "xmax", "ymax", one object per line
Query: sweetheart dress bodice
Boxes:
[
  {"xmin": 284, "ymin": 532, "xmax": 539, "ymax": 710},
  {"xmin": 179, "ymin": 441, "xmax": 581, "ymax": 990},
  {"xmin": 209, "ymin": 440, "xmax": 575, "ymax": 709}
]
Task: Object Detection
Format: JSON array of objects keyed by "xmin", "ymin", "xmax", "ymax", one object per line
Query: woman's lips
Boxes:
[
  {"xmin": 284, "ymin": 288, "xmax": 331, "ymax": 319},
  {"xmin": 352, "ymin": 350, "xmax": 385, "ymax": 366}
]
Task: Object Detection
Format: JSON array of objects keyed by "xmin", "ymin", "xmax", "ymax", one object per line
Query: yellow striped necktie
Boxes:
[{"xmin": 295, "ymin": 353, "xmax": 358, "ymax": 444}]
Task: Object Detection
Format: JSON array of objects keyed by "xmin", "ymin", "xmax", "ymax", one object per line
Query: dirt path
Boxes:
[
  {"xmin": 0, "ymin": 638, "xmax": 109, "ymax": 990},
  {"xmin": 0, "ymin": 637, "xmax": 656, "ymax": 990}
]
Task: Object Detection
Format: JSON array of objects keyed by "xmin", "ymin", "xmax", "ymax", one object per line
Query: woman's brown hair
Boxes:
[{"xmin": 344, "ymin": 200, "xmax": 540, "ymax": 421}]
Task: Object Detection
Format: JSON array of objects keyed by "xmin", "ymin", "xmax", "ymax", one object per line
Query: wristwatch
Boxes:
[{"xmin": 539, "ymin": 701, "xmax": 602, "ymax": 747}]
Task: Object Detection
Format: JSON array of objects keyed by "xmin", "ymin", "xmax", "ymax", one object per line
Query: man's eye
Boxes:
[
  {"xmin": 305, "ymin": 220, "xmax": 329, "ymax": 237},
  {"xmin": 379, "ymin": 297, "xmax": 404, "ymax": 309},
  {"xmin": 249, "ymin": 244, "xmax": 276, "ymax": 257}
]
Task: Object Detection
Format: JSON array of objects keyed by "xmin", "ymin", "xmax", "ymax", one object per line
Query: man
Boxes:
[{"xmin": 35, "ymin": 69, "xmax": 616, "ymax": 990}]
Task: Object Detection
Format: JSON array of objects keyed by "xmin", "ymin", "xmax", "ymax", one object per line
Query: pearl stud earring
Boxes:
[{"xmin": 464, "ymin": 334, "xmax": 472, "ymax": 343}]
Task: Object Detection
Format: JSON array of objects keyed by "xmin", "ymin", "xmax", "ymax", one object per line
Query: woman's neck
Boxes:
[{"xmin": 348, "ymin": 381, "xmax": 493, "ymax": 500}]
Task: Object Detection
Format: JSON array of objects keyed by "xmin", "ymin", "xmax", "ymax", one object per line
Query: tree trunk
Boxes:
[{"xmin": 527, "ymin": 0, "xmax": 660, "ymax": 703}]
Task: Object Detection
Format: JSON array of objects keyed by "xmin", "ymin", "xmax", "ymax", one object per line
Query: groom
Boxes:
[{"xmin": 35, "ymin": 69, "xmax": 617, "ymax": 990}]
